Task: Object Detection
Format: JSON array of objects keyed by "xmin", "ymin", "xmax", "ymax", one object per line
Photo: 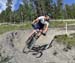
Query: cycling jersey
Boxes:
[
  {"xmin": 33, "ymin": 16, "xmax": 49, "ymax": 30},
  {"xmin": 38, "ymin": 16, "xmax": 49, "ymax": 26}
]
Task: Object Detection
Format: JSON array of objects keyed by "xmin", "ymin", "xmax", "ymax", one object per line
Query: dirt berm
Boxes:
[{"xmin": 0, "ymin": 29, "xmax": 75, "ymax": 63}]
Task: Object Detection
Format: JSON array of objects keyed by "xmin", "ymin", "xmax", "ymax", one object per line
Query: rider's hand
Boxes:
[{"xmin": 42, "ymin": 32, "xmax": 46, "ymax": 36}]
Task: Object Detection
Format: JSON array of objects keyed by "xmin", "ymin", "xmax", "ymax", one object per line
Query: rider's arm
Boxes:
[
  {"xmin": 32, "ymin": 18, "xmax": 39, "ymax": 24},
  {"xmin": 43, "ymin": 22, "xmax": 49, "ymax": 33},
  {"xmin": 32, "ymin": 16, "xmax": 45, "ymax": 24}
]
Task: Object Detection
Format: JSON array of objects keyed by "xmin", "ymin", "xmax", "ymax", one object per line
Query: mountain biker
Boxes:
[
  {"xmin": 23, "ymin": 15, "xmax": 52, "ymax": 53},
  {"xmin": 29, "ymin": 14, "xmax": 51, "ymax": 39}
]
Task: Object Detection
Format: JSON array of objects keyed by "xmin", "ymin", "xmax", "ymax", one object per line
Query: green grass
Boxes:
[
  {"xmin": 49, "ymin": 21, "xmax": 65, "ymax": 28},
  {"xmin": 54, "ymin": 34, "xmax": 75, "ymax": 46},
  {"xmin": 49, "ymin": 21, "xmax": 75, "ymax": 28},
  {"xmin": 0, "ymin": 22, "xmax": 32, "ymax": 34}
]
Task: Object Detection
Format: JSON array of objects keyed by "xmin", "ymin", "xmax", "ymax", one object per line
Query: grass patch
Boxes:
[
  {"xmin": 55, "ymin": 34, "xmax": 75, "ymax": 46},
  {"xmin": 0, "ymin": 22, "xmax": 32, "ymax": 34},
  {"xmin": 49, "ymin": 21, "xmax": 65, "ymax": 28},
  {"xmin": 49, "ymin": 21, "xmax": 75, "ymax": 28}
]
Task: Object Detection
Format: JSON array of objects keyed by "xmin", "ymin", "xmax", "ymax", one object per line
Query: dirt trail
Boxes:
[{"xmin": 0, "ymin": 28, "xmax": 75, "ymax": 63}]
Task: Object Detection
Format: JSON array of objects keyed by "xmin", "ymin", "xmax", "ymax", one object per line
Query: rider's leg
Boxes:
[
  {"xmin": 26, "ymin": 30, "xmax": 36, "ymax": 51},
  {"xmin": 28, "ymin": 30, "xmax": 36, "ymax": 38},
  {"xmin": 37, "ymin": 29, "xmax": 43, "ymax": 38},
  {"xmin": 29, "ymin": 29, "xmax": 42, "ymax": 50}
]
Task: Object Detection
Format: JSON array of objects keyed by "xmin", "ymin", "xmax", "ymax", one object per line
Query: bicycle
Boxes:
[{"xmin": 23, "ymin": 29, "xmax": 54, "ymax": 58}]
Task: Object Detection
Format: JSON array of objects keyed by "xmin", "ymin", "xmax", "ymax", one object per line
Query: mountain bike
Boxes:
[{"xmin": 23, "ymin": 29, "xmax": 54, "ymax": 58}]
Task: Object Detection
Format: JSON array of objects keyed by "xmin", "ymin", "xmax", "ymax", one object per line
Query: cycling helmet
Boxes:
[{"xmin": 48, "ymin": 13, "xmax": 53, "ymax": 18}]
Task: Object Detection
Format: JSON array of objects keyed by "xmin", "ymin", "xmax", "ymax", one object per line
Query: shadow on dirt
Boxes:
[{"xmin": 27, "ymin": 39, "xmax": 54, "ymax": 58}]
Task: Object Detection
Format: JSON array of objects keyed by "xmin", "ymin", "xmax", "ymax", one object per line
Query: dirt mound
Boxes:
[{"xmin": 0, "ymin": 29, "xmax": 75, "ymax": 63}]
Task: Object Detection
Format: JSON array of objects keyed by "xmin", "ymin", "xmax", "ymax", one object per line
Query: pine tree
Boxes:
[{"xmin": 56, "ymin": 0, "xmax": 63, "ymax": 19}]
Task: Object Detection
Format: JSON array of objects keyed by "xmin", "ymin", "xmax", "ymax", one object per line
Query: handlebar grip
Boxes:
[{"xmin": 41, "ymin": 32, "xmax": 46, "ymax": 36}]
